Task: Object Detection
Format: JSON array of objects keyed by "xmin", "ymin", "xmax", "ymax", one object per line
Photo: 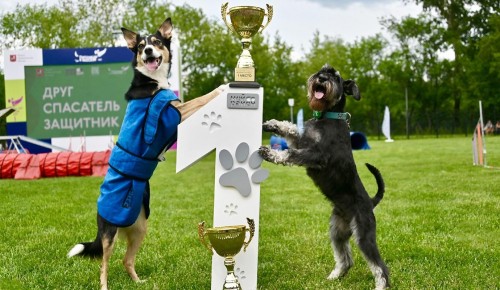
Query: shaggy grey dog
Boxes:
[{"xmin": 259, "ymin": 64, "xmax": 390, "ymax": 289}]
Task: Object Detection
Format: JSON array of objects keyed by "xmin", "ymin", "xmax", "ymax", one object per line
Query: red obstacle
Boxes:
[
  {"xmin": 92, "ymin": 150, "xmax": 111, "ymax": 177},
  {"xmin": 0, "ymin": 153, "xmax": 32, "ymax": 179},
  {"xmin": 14, "ymin": 154, "xmax": 41, "ymax": 180},
  {"xmin": 0, "ymin": 150, "xmax": 110, "ymax": 180}
]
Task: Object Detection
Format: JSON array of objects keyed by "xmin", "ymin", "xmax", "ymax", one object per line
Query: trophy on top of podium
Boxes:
[{"xmin": 221, "ymin": 2, "xmax": 273, "ymax": 82}]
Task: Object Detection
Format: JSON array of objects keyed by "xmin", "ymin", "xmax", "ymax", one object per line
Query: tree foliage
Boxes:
[
  {"xmin": 401, "ymin": 0, "xmax": 500, "ymax": 133},
  {"xmin": 0, "ymin": 0, "xmax": 125, "ymax": 49}
]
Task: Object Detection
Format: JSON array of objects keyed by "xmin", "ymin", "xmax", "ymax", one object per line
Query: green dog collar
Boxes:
[{"xmin": 313, "ymin": 111, "xmax": 351, "ymax": 121}]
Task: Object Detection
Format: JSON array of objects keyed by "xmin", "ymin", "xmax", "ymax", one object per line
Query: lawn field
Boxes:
[{"xmin": 0, "ymin": 136, "xmax": 499, "ymax": 289}]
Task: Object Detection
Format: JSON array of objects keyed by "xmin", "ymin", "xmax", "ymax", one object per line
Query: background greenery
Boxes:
[
  {"xmin": 1, "ymin": 0, "xmax": 499, "ymax": 137},
  {"xmin": 0, "ymin": 136, "xmax": 499, "ymax": 289}
]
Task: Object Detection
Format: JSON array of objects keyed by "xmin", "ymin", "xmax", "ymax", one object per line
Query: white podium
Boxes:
[{"xmin": 176, "ymin": 83, "xmax": 267, "ymax": 290}]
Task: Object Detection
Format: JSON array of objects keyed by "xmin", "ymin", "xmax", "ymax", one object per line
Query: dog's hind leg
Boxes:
[
  {"xmin": 98, "ymin": 217, "xmax": 118, "ymax": 290},
  {"xmin": 352, "ymin": 214, "xmax": 390, "ymax": 290},
  {"xmin": 327, "ymin": 212, "xmax": 354, "ymax": 280},
  {"xmin": 122, "ymin": 206, "xmax": 147, "ymax": 283}
]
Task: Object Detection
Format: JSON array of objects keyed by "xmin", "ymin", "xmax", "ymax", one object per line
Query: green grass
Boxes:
[{"xmin": 1, "ymin": 136, "xmax": 499, "ymax": 289}]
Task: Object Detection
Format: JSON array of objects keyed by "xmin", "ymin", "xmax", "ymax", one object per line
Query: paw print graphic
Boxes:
[
  {"xmin": 235, "ymin": 267, "xmax": 246, "ymax": 280},
  {"xmin": 224, "ymin": 203, "xmax": 238, "ymax": 216},
  {"xmin": 202, "ymin": 111, "xmax": 222, "ymax": 133},
  {"xmin": 219, "ymin": 142, "xmax": 269, "ymax": 197}
]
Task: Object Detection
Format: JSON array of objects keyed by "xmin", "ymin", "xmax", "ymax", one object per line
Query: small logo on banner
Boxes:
[
  {"xmin": 74, "ymin": 48, "xmax": 107, "ymax": 63},
  {"xmin": 36, "ymin": 68, "xmax": 44, "ymax": 77},
  {"xmin": 10, "ymin": 55, "xmax": 17, "ymax": 62}
]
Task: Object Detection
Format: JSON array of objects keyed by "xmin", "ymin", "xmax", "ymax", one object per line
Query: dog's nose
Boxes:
[
  {"xmin": 319, "ymin": 74, "xmax": 328, "ymax": 82},
  {"xmin": 144, "ymin": 47, "xmax": 153, "ymax": 55}
]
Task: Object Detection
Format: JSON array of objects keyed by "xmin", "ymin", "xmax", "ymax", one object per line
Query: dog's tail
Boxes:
[
  {"xmin": 67, "ymin": 233, "xmax": 103, "ymax": 258},
  {"xmin": 366, "ymin": 163, "xmax": 385, "ymax": 208}
]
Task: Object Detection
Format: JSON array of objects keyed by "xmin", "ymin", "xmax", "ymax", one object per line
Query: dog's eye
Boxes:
[
  {"xmin": 138, "ymin": 43, "xmax": 145, "ymax": 50},
  {"xmin": 153, "ymin": 39, "xmax": 162, "ymax": 46}
]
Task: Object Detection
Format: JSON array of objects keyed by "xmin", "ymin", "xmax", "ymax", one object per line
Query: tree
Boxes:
[
  {"xmin": 171, "ymin": 3, "xmax": 240, "ymax": 101},
  {"xmin": 403, "ymin": 0, "xmax": 500, "ymax": 133},
  {"xmin": 466, "ymin": 14, "xmax": 500, "ymax": 122},
  {"xmin": 382, "ymin": 13, "xmax": 454, "ymax": 136},
  {"xmin": 0, "ymin": 0, "xmax": 125, "ymax": 50},
  {"xmin": 256, "ymin": 33, "xmax": 303, "ymax": 122},
  {"xmin": 347, "ymin": 35, "xmax": 388, "ymax": 136}
]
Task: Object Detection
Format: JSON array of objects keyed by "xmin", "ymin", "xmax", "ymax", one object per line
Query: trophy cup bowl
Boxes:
[
  {"xmin": 228, "ymin": 6, "xmax": 266, "ymax": 40},
  {"xmin": 221, "ymin": 2, "xmax": 273, "ymax": 81},
  {"xmin": 198, "ymin": 218, "xmax": 255, "ymax": 290}
]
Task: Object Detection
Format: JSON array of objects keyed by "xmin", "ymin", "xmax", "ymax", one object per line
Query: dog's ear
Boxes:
[
  {"xmin": 158, "ymin": 18, "xmax": 173, "ymax": 39},
  {"xmin": 343, "ymin": 80, "xmax": 361, "ymax": 100},
  {"xmin": 121, "ymin": 28, "xmax": 138, "ymax": 50}
]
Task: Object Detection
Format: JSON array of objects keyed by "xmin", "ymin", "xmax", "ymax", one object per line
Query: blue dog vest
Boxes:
[{"xmin": 97, "ymin": 89, "xmax": 181, "ymax": 227}]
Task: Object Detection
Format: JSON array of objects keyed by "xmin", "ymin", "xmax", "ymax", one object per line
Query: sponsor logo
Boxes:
[
  {"xmin": 107, "ymin": 66, "xmax": 130, "ymax": 75},
  {"xmin": 65, "ymin": 68, "xmax": 84, "ymax": 76},
  {"xmin": 74, "ymin": 48, "xmax": 107, "ymax": 63}
]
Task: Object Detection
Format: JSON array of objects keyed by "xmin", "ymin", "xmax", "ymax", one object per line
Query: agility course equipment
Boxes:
[
  {"xmin": 0, "ymin": 135, "xmax": 69, "ymax": 153},
  {"xmin": 472, "ymin": 101, "xmax": 488, "ymax": 167},
  {"xmin": 269, "ymin": 135, "xmax": 289, "ymax": 150},
  {"xmin": 0, "ymin": 135, "xmax": 110, "ymax": 180},
  {"xmin": 350, "ymin": 132, "xmax": 371, "ymax": 150},
  {"xmin": 0, "ymin": 151, "xmax": 110, "ymax": 180},
  {"xmin": 382, "ymin": 106, "xmax": 394, "ymax": 142},
  {"xmin": 0, "ymin": 108, "xmax": 15, "ymax": 119}
]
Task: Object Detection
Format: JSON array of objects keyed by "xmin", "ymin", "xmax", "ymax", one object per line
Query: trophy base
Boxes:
[
  {"xmin": 223, "ymin": 273, "xmax": 242, "ymax": 290},
  {"xmin": 235, "ymin": 67, "xmax": 255, "ymax": 82},
  {"xmin": 223, "ymin": 258, "xmax": 242, "ymax": 290},
  {"xmin": 229, "ymin": 81, "xmax": 261, "ymax": 89}
]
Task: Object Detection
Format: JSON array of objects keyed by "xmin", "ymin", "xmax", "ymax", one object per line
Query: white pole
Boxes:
[
  {"xmin": 288, "ymin": 98, "xmax": 295, "ymax": 124},
  {"xmin": 405, "ymin": 87, "xmax": 409, "ymax": 139},
  {"xmin": 479, "ymin": 100, "xmax": 487, "ymax": 167}
]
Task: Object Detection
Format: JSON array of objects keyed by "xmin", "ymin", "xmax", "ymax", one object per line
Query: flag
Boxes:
[{"xmin": 382, "ymin": 106, "xmax": 394, "ymax": 142}]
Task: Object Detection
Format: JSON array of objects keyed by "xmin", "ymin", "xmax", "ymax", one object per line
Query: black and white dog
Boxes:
[
  {"xmin": 68, "ymin": 18, "xmax": 225, "ymax": 290},
  {"xmin": 259, "ymin": 64, "xmax": 390, "ymax": 289}
]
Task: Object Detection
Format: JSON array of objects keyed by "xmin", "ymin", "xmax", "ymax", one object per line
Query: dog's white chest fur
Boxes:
[{"xmin": 136, "ymin": 65, "xmax": 170, "ymax": 89}]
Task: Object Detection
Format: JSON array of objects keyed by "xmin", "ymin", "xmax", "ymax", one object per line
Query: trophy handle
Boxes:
[
  {"xmin": 243, "ymin": 218, "xmax": 255, "ymax": 252},
  {"xmin": 221, "ymin": 2, "xmax": 237, "ymax": 35},
  {"xmin": 198, "ymin": 221, "xmax": 213, "ymax": 254},
  {"xmin": 259, "ymin": 4, "xmax": 273, "ymax": 33}
]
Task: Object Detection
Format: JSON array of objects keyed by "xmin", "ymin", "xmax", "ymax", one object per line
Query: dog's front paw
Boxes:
[
  {"xmin": 262, "ymin": 119, "xmax": 280, "ymax": 133},
  {"xmin": 258, "ymin": 145, "xmax": 291, "ymax": 166},
  {"xmin": 258, "ymin": 146, "xmax": 273, "ymax": 162}
]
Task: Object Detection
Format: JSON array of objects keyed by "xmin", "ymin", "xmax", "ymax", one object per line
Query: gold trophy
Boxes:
[
  {"xmin": 198, "ymin": 218, "xmax": 255, "ymax": 290},
  {"xmin": 221, "ymin": 2, "xmax": 273, "ymax": 82}
]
